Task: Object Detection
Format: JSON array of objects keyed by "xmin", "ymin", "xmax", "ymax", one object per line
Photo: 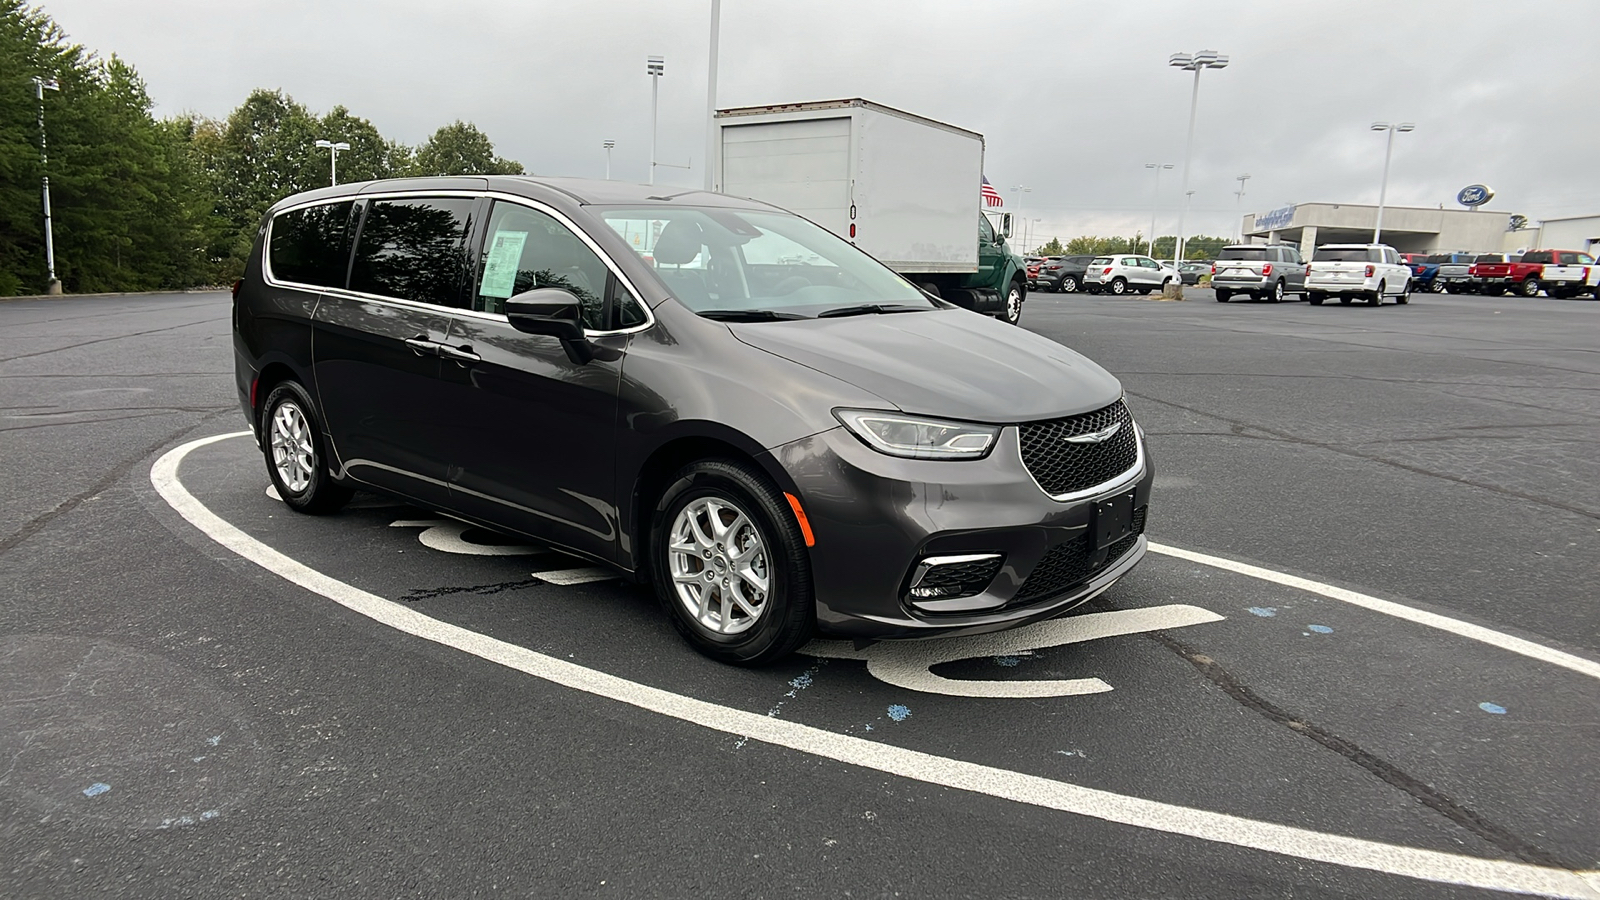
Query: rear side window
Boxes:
[
  {"xmin": 269, "ymin": 201, "xmax": 354, "ymax": 288},
  {"xmin": 475, "ymin": 201, "xmax": 624, "ymax": 330},
  {"xmin": 350, "ymin": 197, "xmax": 477, "ymax": 307},
  {"xmin": 1218, "ymin": 247, "xmax": 1267, "ymax": 261},
  {"xmin": 1090, "ymin": 257, "xmax": 1112, "ymax": 265},
  {"xmin": 1521, "ymin": 251, "xmax": 1552, "ymax": 264}
]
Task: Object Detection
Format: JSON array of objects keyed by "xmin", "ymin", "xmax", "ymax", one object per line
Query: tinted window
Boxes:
[
  {"xmin": 1521, "ymin": 250, "xmax": 1552, "ymax": 264},
  {"xmin": 1575, "ymin": 252, "xmax": 1595, "ymax": 265},
  {"xmin": 350, "ymin": 197, "xmax": 476, "ymax": 307},
  {"xmin": 979, "ymin": 216, "xmax": 995, "ymax": 243},
  {"xmin": 1314, "ymin": 247, "xmax": 1377, "ymax": 262},
  {"xmin": 475, "ymin": 201, "xmax": 613, "ymax": 328},
  {"xmin": 269, "ymin": 201, "xmax": 354, "ymax": 288},
  {"xmin": 1425, "ymin": 254, "xmax": 1453, "ymax": 263},
  {"xmin": 1474, "ymin": 254, "xmax": 1504, "ymax": 263},
  {"xmin": 1218, "ymin": 247, "xmax": 1267, "ymax": 261},
  {"xmin": 1089, "ymin": 257, "xmax": 1112, "ymax": 265}
]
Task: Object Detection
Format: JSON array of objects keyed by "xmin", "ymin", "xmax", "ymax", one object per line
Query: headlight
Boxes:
[{"xmin": 834, "ymin": 409, "xmax": 998, "ymax": 459}]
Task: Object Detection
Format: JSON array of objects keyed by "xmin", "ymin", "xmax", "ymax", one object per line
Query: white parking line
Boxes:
[
  {"xmin": 531, "ymin": 566, "xmax": 619, "ymax": 585},
  {"xmin": 151, "ymin": 433, "xmax": 1600, "ymax": 899},
  {"xmin": 1148, "ymin": 542, "xmax": 1600, "ymax": 683}
]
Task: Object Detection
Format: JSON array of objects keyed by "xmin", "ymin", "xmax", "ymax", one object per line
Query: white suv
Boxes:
[
  {"xmin": 1305, "ymin": 244, "xmax": 1412, "ymax": 306},
  {"xmin": 1082, "ymin": 255, "xmax": 1178, "ymax": 296}
]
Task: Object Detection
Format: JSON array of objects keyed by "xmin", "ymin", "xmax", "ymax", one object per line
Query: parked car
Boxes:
[
  {"xmin": 1176, "ymin": 261, "xmax": 1209, "ymax": 285},
  {"xmin": 1515, "ymin": 249, "xmax": 1597, "ymax": 298},
  {"xmin": 1036, "ymin": 255, "xmax": 1097, "ymax": 292},
  {"xmin": 1398, "ymin": 252, "xmax": 1429, "ymax": 267},
  {"xmin": 1024, "ymin": 256, "xmax": 1045, "ymax": 288},
  {"xmin": 1081, "ymin": 255, "xmax": 1178, "ymax": 295},
  {"xmin": 1468, "ymin": 253, "xmax": 1522, "ymax": 295},
  {"xmin": 235, "ymin": 175, "xmax": 1154, "ymax": 665},
  {"xmin": 1304, "ymin": 244, "xmax": 1412, "ymax": 306},
  {"xmin": 1428, "ymin": 252, "xmax": 1479, "ymax": 293},
  {"xmin": 1209, "ymin": 244, "xmax": 1306, "ymax": 302}
]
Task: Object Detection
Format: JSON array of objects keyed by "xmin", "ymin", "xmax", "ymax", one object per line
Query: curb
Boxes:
[{"xmin": 1, "ymin": 288, "xmax": 229, "ymax": 303}]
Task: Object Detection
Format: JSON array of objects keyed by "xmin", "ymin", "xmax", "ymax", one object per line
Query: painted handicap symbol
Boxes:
[
  {"xmin": 800, "ymin": 604, "xmax": 1222, "ymax": 698},
  {"xmin": 388, "ymin": 519, "xmax": 546, "ymax": 557}
]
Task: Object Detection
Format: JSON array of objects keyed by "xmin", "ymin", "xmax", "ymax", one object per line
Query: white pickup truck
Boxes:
[{"xmin": 1305, "ymin": 244, "xmax": 1413, "ymax": 306}]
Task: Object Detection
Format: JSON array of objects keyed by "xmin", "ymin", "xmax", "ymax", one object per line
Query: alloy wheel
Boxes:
[
  {"xmin": 667, "ymin": 497, "xmax": 770, "ymax": 636},
  {"xmin": 269, "ymin": 400, "xmax": 315, "ymax": 494}
]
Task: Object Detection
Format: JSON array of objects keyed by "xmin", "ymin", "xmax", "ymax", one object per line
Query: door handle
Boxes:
[
  {"xmin": 404, "ymin": 336, "xmax": 440, "ymax": 356},
  {"xmin": 439, "ymin": 344, "xmax": 481, "ymax": 364}
]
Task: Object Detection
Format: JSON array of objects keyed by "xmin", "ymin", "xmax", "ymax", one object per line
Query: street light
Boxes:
[
  {"xmin": 1370, "ymin": 122, "xmax": 1414, "ymax": 244},
  {"xmin": 704, "ymin": 0, "xmax": 721, "ymax": 191},
  {"xmin": 603, "ymin": 140, "xmax": 615, "ymax": 180},
  {"xmin": 314, "ymin": 139, "xmax": 350, "ymax": 186},
  {"xmin": 1168, "ymin": 49, "xmax": 1228, "ymax": 263},
  {"xmin": 32, "ymin": 75, "xmax": 61, "ymax": 294},
  {"xmin": 1234, "ymin": 173, "xmax": 1251, "ymax": 242},
  {"xmin": 1145, "ymin": 163, "xmax": 1172, "ymax": 256},
  {"xmin": 647, "ymin": 55, "xmax": 665, "ymax": 185}
]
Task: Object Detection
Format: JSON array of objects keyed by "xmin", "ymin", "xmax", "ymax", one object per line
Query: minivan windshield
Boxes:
[
  {"xmin": 597, "ymin": 207, "xmax": 934, "ymax": 319},
  {"xmin": 1314, "ymin": 247, "xmax": 1379, "ymax": 262}
]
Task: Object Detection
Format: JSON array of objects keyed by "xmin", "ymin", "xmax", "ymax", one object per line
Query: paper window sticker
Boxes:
[{"xmin": 480, "ymin": 231, "xmax": 530, "ymax": 299}]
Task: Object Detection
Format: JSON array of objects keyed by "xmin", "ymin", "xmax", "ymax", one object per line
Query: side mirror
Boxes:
[{"xmin": 504, "ymin": 288, "xmax": 592, "ymax": 364}]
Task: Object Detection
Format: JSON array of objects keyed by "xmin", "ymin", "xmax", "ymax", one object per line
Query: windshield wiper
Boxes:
[
  {"xmin": 814, "ymin": 304, "xmax": 927, "ymax": 318},
  {"xmin": 697, "ymin": 309, "xmax": 807, "ymax": 322}
]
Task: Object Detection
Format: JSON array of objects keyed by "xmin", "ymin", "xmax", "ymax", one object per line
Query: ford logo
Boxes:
[{"xmin": 1457, "ymin": 184, "xmax": 1493, "ymax": 207}]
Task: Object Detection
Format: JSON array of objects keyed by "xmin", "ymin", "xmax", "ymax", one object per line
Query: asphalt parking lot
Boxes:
[{"xmin": 2, "ymin": 289, "xmax": 1597, "ymax": 898}]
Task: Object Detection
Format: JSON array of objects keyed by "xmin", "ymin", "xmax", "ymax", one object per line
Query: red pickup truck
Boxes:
[{"xmin": 1472, "ymin": 249, "xmax": 1595, "ymax": 297}]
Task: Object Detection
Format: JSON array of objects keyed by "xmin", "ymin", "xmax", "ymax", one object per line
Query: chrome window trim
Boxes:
[
  {"xmin": 261, "ymin": 189, "xmax": 656, "ymax": 337},
  {"xmin": 1016, "ymin": 420, "xmax": 1147, "ymax": 504}
]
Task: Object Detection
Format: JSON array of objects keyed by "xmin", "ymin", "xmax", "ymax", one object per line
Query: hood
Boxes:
[{"xmin": 729, "ymin": 308, "xmax": 1123, "ymax": 423}]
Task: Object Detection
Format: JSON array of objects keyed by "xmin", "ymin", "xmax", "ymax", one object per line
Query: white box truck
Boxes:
[{"xmin": 713, "ymin": 99, "xmax": 1028, "ymax": 324}]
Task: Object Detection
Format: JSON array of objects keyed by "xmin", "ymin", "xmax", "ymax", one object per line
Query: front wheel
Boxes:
[
  {"xmin": 1001, "ymin": 281, "xmax": 1024, "ymax": 325},
  {"xmin": 1110, "ymin": 277, "xmax": 1128, "ymax": 295},
  {"xmin": 260, "ymin": 381, "xmax": 352, "ymax": 515},
  {"xmin": 651, "ymin": 459, "xmax": 814, "ymax": 665},
  {"xmin": 1396, "ymin": 283, "xmax": 1411, "ymax": 305}
]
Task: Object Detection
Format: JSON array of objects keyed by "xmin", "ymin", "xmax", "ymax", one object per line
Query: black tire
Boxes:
[
  {"xmin": 1270, "ymin": 280, "xmax": 1285, "ymax": 303},
  {"xmin": 1308, "ymin": 292, "xmax": 1325, "ymax": 306},
  {"xmin": 259, "ymin": 381, "xmax": 352, "ymax": 515},
  {"xmin": 1062, "ymin": 275, "xmax": 1078, "ymax": 293},
  {"xmin": 1215, "ymin": 289, "xmax": 1231, "ymax": 303},
  {"xmin": 1368, "ymin": 282, "xmax": 1384, "ymax": 306},
  {"xmin": 650, "ymin": 459, "xmax": 814, "ymax": 666},
  {"xmin": 1000, "ymin": 280, "xmax": 1024, "ymax": 325},
  {"xmin": 1110, "ymin": 277, "xmax": 1128, "ymax": 296},
  {"xmin": 1339, "ymin": 296, "xmax": 1353, "ymax": 305},
  {"xmin": 1520, "ymin": 277, "xmax": 1541, "ymax": 297},
  {"xmin": 1430, "ymin": 280, "xmax": 1447, "ymax": 293}
]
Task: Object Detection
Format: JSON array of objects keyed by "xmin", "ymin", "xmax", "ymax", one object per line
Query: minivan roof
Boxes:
[{"xmin": 267, "ymin": 174, "xmax": 781, "ymax": 216}]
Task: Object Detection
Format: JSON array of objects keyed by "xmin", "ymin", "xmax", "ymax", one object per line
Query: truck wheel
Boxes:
[
  {"xmin": 1520, "ymin": 277, "xmax": 1541, "ymax": 297},
  {"xmin": 1062, "ymin": 275, "xmax": 1078, "ymax": 293},
  {"xmin": 1430, "ymin": 280, "xmax": 1447, "ymax": 293},
  {"xmin": 1001, "ymin": 281, "xmax": 1024, "ymax": 325},
  {"xmin": 1110, "ymin": 277, "xmax": 1128, "ymax": 296},
  {"xmin": 1215, "ymin": 289, "xmax": 1231, "ymax": 302},
  {"xmin": 1308, "ymin": 292, "xmax": 1325, "ymax": 306},
  {"xmin": 1339, "ymin": 296, "xmax": 1353, "ymax": 305}
]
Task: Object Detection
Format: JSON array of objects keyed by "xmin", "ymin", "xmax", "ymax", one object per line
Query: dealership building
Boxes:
[{"xmin": 1238, "ymin": 203, "xmax": 1523, "ymax": 254}]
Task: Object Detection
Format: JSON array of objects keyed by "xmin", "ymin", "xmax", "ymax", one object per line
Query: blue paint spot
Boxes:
[
  {"xmin": 863, "ymin": 724, "xmax": 874, "ymax": 732},
  {"xmin": 886, "ymin": 704, "xmax": 911, "ymax": 722},
  {"xmin": 993, "ymin": 655, "xmax": 1023, "ymax": 667},
  {"xmin": 82, "ymin": 783, "xmax": 111, "ymax": 798},
  {"xmin": 201, "ymin": 809, "xmax": 220, "ymax": 820},
  {"xmin": 1247, "ymin": 607, "xmax": 1277, "ymax": 617},
  {"xmin": 1307, "ymin": 624, "xmax": 1333, "ymax": 634},
  {"xmin": 1479, "ymin": 702, "xmax": 1507, "ymax": 715}
]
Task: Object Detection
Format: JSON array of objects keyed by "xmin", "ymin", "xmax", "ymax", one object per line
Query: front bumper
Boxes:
[{"xmin": 768, "ymin": 424, "xmax": 1155, "ymax": 640}]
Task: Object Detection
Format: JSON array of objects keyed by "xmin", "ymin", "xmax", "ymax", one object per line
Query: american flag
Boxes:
[{"xmin": 981, "ymin": 177, "xmax": 1003, "ymax": 207}]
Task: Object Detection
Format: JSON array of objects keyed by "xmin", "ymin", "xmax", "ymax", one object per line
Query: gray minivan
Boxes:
[
  {"xmin": 1210, "ymin": 244, "xmax": 1306, "ymax": 302},
  {"xmin": 234, "ymin": 175, "xmax": 1153, "ymax": 664}
]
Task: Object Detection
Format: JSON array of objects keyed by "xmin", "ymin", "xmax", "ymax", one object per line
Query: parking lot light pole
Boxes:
[
  {"xmin": 314, "ymin": 139, "xmax": 350, "ymax": 186},
  {"xmin": 704, "ymin": 0, "xmax": 720, "ymax": 191},
  {"xmin": 1144, "ymin": 163, "xmax": 1172, "ymax": 256},
  {"xmin": 1370, "ymin": 122, "xmax": 1414, "ymax": 244},
  {"xmin": 648, "ymin": 56, "xmax": 664, "ymax": 185},
  {"xmin": 1168, "ymin": 50, "xmax": 1228, "ymax": 262},
  {"xmin": 1009, "ymin": 185, "xmax": 1031, "ymax": 247},
  {"xmin": 1234, "ymin": 173, "xmax": 1251, "ymax": 242},
  {"xmin": 603, "ymin": 140, "xmax": 615, "ymax": 180},
  {"xmin": 33, "ymin": 76, "xmax": 61, "ymax": 294}
]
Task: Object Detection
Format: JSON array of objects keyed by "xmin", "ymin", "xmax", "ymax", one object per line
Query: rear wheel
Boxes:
[
  {"xmin": 260, "ymin": 381, "xmax": 352, "ymax": 515},
  {"xmin": 1520, "ymin": 277, "xmax": 1541, "ymax": 297},
  {"xmin": 1215, "ymin": 289, "xmax": 1231, "ymax": 303},
  {"xmin": 651, "ymin": 459, "xmax": 814, "ymax": 666},
  {"xmin": 1430, "ymin": 280, "xmax": 1447, "ymax": 293},
  {"xmin": 1339, "ymin": 296, "xmax": 1353, "ymax": 305},
  {"xmin": 1110, "ymin": 277, "xmax": 1128, "ymax": 296},
  {"xmin": 1062, "ymin": 275, "xmax": 1078, "ymax": 293},
  {"xmin": 1308, "ymin": 292, "xmax": 1325, "ymax": 306},
  {"xmin": 1270, "ymin": 280, "xmax": 1285, "ymax": 303},
  {"xmin": 1369, "ymin": 282, "xmax": 1385, "ymax": 306}
]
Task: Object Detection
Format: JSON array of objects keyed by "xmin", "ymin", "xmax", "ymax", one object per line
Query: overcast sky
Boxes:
[{"xmin": 40, "ymin": 0, "xmax": 1600, "ymax": 243}]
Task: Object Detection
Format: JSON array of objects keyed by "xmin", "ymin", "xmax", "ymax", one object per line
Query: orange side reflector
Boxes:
[{"xmin": 783, "ymin": 492, "xmax": 815, "ymax": 547}]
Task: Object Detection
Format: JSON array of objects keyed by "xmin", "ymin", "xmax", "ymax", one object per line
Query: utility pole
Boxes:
[
  {"xmin": 33, "ymin": 76, "xmax": 61, "ymax": 295},
  {"xmin": 704, "ymin": 0, "xmax": 721, "ymax": 191},
  {"xmin": 648, "ymin": 56, "xmax": 664, "ymax": 185},
  {"xmin": 603, "ymin": 140, "xmax": 615, "ymax": 180}
]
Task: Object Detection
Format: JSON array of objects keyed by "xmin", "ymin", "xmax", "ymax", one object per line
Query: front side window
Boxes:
[
  {"xmin": 597, "ymin": 206, "xmax": 931, "ymax": 318},
  {"xmin": 475, "ymin": 201, "xmax": 616, "ymax": 328},
  {"xmin": 978, "ymin": 214, "xmax": 995, "ymax": 243},
  {"xmin": 1572, "ymin": 252, "xmax": 1595, "ymax": 265},
  {"xmin": 269, "ymin": 201, "xmax": 355, "ymax": 288},
  {"xmin": 349, "ymin": 197, "xmax": 476, "ymax": 307}
]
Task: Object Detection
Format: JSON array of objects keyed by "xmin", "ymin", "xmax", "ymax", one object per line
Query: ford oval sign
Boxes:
[{"xmin": 1457, "ymin": 184, "xmax": 1494, "ymax": 208}]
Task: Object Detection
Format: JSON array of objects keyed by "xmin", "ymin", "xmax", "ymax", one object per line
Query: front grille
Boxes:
[
  {"xmin": 1012, "ymin": 507, "xmax": 1147, "ymax": 606},
  {"xmin": 1019, "ymin": 400, "xmax": 1140, "ymax": 497},
  {"xmin": 907, "ymin": 555, "xmax": 1004, "ymax": 602}
]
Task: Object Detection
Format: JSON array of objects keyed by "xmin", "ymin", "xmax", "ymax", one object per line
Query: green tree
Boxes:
[
  {"xmin": 1151, "ymin": 234, "xmax": 1228, "ymax": 260},
  {"xmin": 1036, "ymin": 237, "xmax": 1065, "ymax": 256},
  {"xmin": 412, "ymin": 120, "xmax": 524, "ymax": 176}
]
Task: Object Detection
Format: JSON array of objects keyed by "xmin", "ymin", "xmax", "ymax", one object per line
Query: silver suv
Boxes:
[{"xmin": 1210, "ymin": 244, "xmax": 1306, "ymax": 303}]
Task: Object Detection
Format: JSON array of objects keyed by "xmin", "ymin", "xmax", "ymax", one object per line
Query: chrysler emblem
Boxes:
[{"xmin": 1065, "ymin": 423, "xmax": 1122, "ymax": 444}]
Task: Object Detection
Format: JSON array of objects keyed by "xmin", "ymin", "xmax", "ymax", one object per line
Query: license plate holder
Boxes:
[{"xmin": 1093, "ymin": 491, "xmax": 1137, "ymax": 550}]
